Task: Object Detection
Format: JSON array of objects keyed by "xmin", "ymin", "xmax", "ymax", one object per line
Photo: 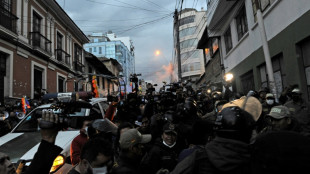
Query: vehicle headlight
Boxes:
[{"xmin": 50, "ymin": 155, "xmax": 64, "ymax": 173}]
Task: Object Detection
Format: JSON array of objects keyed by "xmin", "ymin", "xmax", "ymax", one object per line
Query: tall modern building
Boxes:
[
  {"xmin": 172, "ymin": 8, "xmax": 207, "ymax": 85},
  {"xmin": 83, "ymin": 32, "xmax": 135, "ymax": 84}
]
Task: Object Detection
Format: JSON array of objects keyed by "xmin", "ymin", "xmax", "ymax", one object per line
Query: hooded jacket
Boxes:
[{"xmin": 170, "ymin": 137, "xmax": 251, "ymax": 174}]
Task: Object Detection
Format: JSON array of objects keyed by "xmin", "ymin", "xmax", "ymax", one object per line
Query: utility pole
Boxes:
[
  {"xmin": 174, "ymin": 9, "xmax": 182, "ymax": 82},
  {"xmin": 255, "ymin": 0, "xmax": 278, "ymax": 99}
]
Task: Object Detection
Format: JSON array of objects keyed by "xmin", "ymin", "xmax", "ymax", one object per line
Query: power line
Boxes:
[
  {"xmin": 138, "ymin": 0, "xmax": 171, "ymax": 12},
  {"xmin": 73, "ymin": 14, "xmax": 172, "ymax": 22},
  {"xmin": 86, "ymin": 0, "xmax": 169, "ymax": 14},
  {"xmin": 118, "ymin": 13, "xmax": 173, "ymax": 34},
  {"xmin": 18, "ymin": 12, "xmax": 172, "ymax": 36}
]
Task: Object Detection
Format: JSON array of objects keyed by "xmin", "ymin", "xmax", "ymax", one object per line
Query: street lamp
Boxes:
[{"xmin": 224, "ymin": 73, "xmax": 234, "ymax": 83}]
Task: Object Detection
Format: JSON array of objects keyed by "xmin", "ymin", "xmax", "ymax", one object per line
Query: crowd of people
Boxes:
[{"xmin": 1, "ymin": 83, "xmax": 310, "ymax": 174}]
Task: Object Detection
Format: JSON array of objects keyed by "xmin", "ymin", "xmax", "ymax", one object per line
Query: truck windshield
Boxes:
[{"xmin": 13, "ymin": 107, "xmax": 89, "ymax": 132}]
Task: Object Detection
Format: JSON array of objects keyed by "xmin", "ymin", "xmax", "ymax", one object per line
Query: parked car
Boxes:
[{"xmin": 0, "ymin": 93, "xmax": 109, "ymax": 173}]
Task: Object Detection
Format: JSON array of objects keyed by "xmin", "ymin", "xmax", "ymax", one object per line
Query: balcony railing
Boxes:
[
  {"xmin": 55, "ymin": 49, "xmax": 70, "ymax": 66},
  {"xmin": 74, "ymin": 61, "xmax": 84, "ymax": 72},
  {"xmin": 29, "ymin": 32, "xmax": 52, "ymax": 54},
  {"xmin": 0, "ymin": 6, "xmax": 18, "ymax": 33}
]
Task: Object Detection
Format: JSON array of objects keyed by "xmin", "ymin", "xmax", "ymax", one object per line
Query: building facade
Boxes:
[
  {"xmin": 172, "ymin": 8, "xmax": 206, "ymax": 86},
  {"xmin": 84, "ymin": 32, "xmax": 135, "ymax": 85},
  {"xmin": 0, "ymin": 0, "xmax": 115, "ymax": 104},
  {"xmin": 200, "ymin": 0, "xmax": 310, "ymax": 101}
]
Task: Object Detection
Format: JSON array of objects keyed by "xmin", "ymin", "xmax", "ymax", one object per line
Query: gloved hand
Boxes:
[{"xmin": 39, "ymin": 110, "xmax": 59, "ymax": 144}]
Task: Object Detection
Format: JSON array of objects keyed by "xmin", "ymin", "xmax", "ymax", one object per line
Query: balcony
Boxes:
[
  {"xmin": 0, "ymin": 5, "xmax": 18, "ymax": 34},
  {"xmin": 29, "ymin": 32, "xmax": 52, "ymax": 55},
  {"xmin": 74, "ymin": 61, "xmax": 84, "ymax": 72},
  {"xmin": 55, "ymin": 49, "xmax": 70, "ymax": 66}
]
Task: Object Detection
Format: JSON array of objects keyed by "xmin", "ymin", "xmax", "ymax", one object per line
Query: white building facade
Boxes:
[
  {"xmin": 205, "ymin": 0, "xmax": 310, "ymax": 100},
  {"xmin": 84, "ymin": 32, "xmax": 135, "ymax": 84},
  {"xmin": 172, "ymin": 8, "xmax": 207, "ymax": 83}
]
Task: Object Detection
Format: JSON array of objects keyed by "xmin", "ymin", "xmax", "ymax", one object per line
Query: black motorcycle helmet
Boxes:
[
  {"xmin": 211, "ymin": 91, "xmax": 222, "ymax": 101},
  {"xmin": 215, "ymin": 106, "xmax": 256, "ymax": 143},
  {"xmin": 247, "ymin": 90, "xmax": 259, "ymax": 99}
]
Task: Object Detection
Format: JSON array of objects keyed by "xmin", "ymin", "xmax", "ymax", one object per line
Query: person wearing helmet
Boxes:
[
  {"xmin": 284, "ymin": 88, "xmax": 310, "ymax": 136},
  {"xmin": 157, "ymin": 96, "xmax": 262, "ymax": 174},
  {"xmin": 247, "ymin": 90, "xmax": 259, "ymax": 99},
  {"xmin": 258, "ymin": 87, "xmax": 270, "ymax": 103},
  {"xmin": 284, "ymin": 88, "xmax": 307, "ymax": 115},
  {"xmin": 202, "ymin": 100, "xmax": 228, "ymax": 123}
]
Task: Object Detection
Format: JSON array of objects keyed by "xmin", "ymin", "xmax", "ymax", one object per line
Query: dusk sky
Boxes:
[{"xmin": 56, "ymin": 0, "xmax": 207, "ymax": 87}]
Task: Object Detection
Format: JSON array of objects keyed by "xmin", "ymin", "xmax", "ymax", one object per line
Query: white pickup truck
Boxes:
[{"xmin": 0, "ymin": 97, "xmax": 109, "ymax": 173}]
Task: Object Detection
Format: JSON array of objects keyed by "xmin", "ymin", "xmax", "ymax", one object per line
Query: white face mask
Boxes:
[
  {"xmin": 266, "ymin": 99, "xmax": 274, "ymax": 105},
  {"xmin": 92, "ymin": 166, "xmax": 107, "ymax": 174}
]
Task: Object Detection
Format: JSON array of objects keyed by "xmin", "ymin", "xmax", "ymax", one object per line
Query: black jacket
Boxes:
[
  {"xmin": 140, "ymin": 140, "xmax": 181, "ymax": 174},
  {"xmin": 111, "ymin": 152, "xmax": 141, "ymax": 174},
  {"xmin": 170, "ymin": 137, "xmax": 251, "ymax": 174},
  {"xmin": 24, "ymin": 140, "xmax": 62, "ymax": 174}
]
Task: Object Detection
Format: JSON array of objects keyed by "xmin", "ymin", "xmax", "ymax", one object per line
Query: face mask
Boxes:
[
  {"xmin": 84, "ymin": 126, "xmax": 89, "ymax": 136},
  {"xmin": 92, "ymin": 166, "xmax": 107, "ymax": 174},
  {"xmin": 266, "ymin": 99, "xmax": 274, "ymax": 105}
]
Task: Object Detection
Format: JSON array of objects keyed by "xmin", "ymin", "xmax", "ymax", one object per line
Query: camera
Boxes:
[{"xmin": 36, "ymin": 92, "xmax": 93, "ymax": 129}]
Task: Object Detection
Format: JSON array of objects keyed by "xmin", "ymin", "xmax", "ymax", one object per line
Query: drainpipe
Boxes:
[{"xmin": 255, "ymin": 0, "xmax": 278, "ymax": 100}]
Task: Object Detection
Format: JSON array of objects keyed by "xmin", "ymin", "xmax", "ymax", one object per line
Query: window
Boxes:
[
  {"xmin": 241, "ymin": 70, "xmax": 255, "ymax": 94},
  {"xmin": 57, "ymin": 32, "xmax": 63, "ymax": 49},
  {"xmin": 88, "ymin": 66, "xmax": 92, "ymax": 82},
  {"xmin": 258, "ymin": 53, "xmax": 286, "ymax": 97},
  {"xmin": 181, "ymin": 50, "xmax": 199, "ymax": 63},
  {"xmin": 298, "ymin": 38, "xmax": 310, "ymax": 100},
  {"xmin": 74, "ymin": 44, "xmax": 83, "ymax": 71},
  {"xmin": 0, "ymin": 52, "xmax": 7, "ymax": 104},
  {"xmin": 32, "ymin": 12, "xmax": 42, "ymax": 47},
  {"xmin": 180, "ymin": 38, "xmax": 198, "ymax": 49},
  {"xmin": 99, "ymin": 47, "xmax": 102, "ymax": 54},
  {"xmin": 179, "ymin": 15, "xmax": 195, "ymax": 26},
  {"xmin": 252, "ymin": 0, "xmax": 276, "ymax": 22},
  {"xmin": 1, "ymin": 0, "xmax": 12, "ymax": 12},
  {"xmin": 74, "ymin": 81, "xmax": 79, "ymax": 92},
  {"xmin": 212, "ymin": 38, "xmax": 219, "ymax": 55},
  {"xmin": 89, "ymin": 48, "xmax": 92, "ymax": 53},
  {"xmin": 224, "ymin": 27, "xmax": 233, "ymax": 53},
  {"xmin": 205, "ymin": 48, "xmax": 211, "ymax": 63},
  {"xmin": 56, "ymin": 32, "xmax": 63, "ymax": 61},
  {"xmin": 179, "ymin": 27, "xmax": 197, "ymax": 38},
  {"xmin": 94, "ymin": 47, "xmax": 97, "ymax": 52},
  {"xmin": 32, "ymin": 12, "xmax": 41, "ymax": 33},
  {"xmin": 58, "ymin": 76, "xmax": 65, "ymax": 92},
  {"xmin": 74, "ymin": 44, "xmax": 82, "ymax": 63},
  {"xmin": 236, "ymin": 6, "xmax": 248, "ymax": 40},
  {"xmin": 181, "ymin": 62, "xmax": 200, "ymax": 73},
  {"xmin": 34, "ymin": 67, "xmax": 43, "ymax": 97}
]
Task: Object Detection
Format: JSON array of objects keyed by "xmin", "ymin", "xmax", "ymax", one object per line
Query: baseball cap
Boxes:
[
  {"xmin": 92, "ymin": 118, "xmax": 118, "ymax": 136},
  {"xmin": 163, "ymin": 123, "xmax": 177, "ymax": 135},
  {"xmin": 267, "ymin": 105, "xmax": 291, "ymax": 119},
  {"xmin": 266, "ymin": 93, "xmax": 274, "ymax": 99},
  {"xmin": 292, "ymin": 88, "xmax": 301, "ymax": 94},
  {"xmin": 119, "ymin": 129, "xmax": 151, "ymax": 149}
]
